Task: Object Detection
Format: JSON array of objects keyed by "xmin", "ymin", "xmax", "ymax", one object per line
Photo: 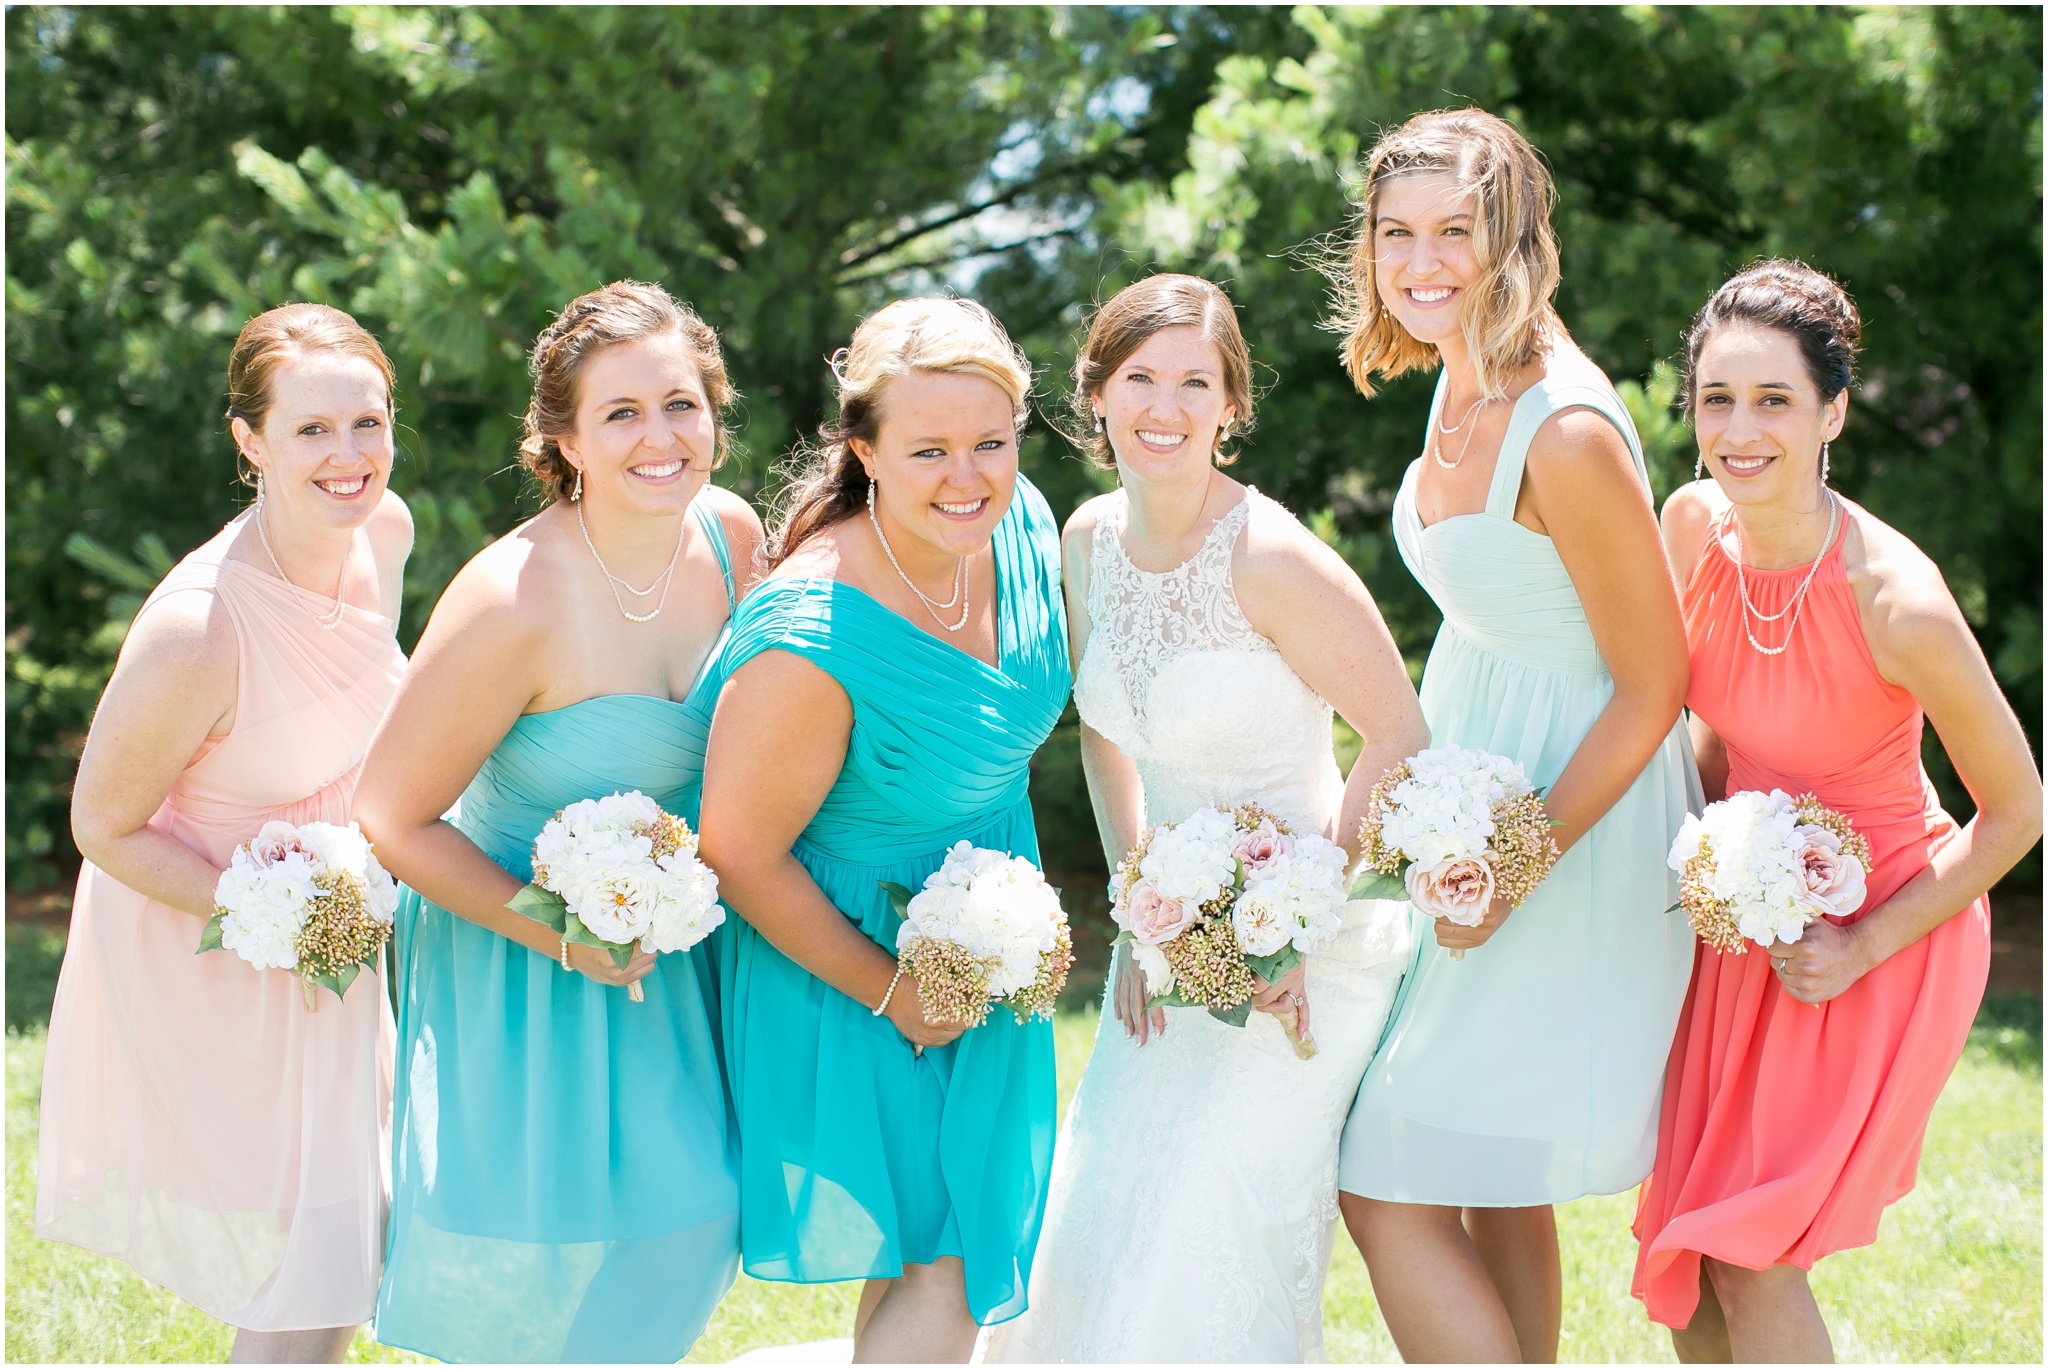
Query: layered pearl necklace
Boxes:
[
  {"xmin": 254, "ymin": 494, "xmax": 349, "ymax": 630},
  {"xmin": 577, "ymin": 496, "xmax": 689, "ymax": 624},
  {"xmin": 1430, "ymin": 391, "xmax": 1490, "ymax": 470},
  {"xmin": 1731, "ymin": 492, "xmax": 1840, "ymax": 657},
  {"xmin": 868, "ymin": 479, "xmax": 970, "ymax": 632}
]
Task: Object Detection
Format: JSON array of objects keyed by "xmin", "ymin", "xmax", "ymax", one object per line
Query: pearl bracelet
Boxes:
[
  {"xmin": 873, "ymin": 962, "xmax": 906, "ymax": 1017},
  {"xmin": 560, "ymin": 935, "xmax": 573, "ymax": 971}
]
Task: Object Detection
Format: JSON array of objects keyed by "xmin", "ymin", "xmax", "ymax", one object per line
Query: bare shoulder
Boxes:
[
  {"xmin": 116, "ymin": 584, "xmax": 238, "ymax": 685},
  {"xmin": 418, "ymin": 516, "xmax": 562, "ymax": 651},
  {"xmin": 1527, "ymin": 403, "xmax": 1638, "ymax": 482},
  {"xmin": 1843, "ymin": 504, "xmax": 1974, "ymax": 671},
  {"xmin": 1660, "ymin": 478, "xmax": 1727, "ymax": 575},
  {"xmin": 698, "ymin": 483, "xmax": 764, "ymax": 539},
  {"xmin": 771, "ymin": 520, "xmax": 850, "ymax": 585},
  {"xmin": 1235, "ymin": 491, "xmax": 1353, "ymax": 597},
  {"xmin": 367, "ymin": 487, "xmax": 415, "ymax": 555},
  {"xmin": 1062, "ymin": 492, "xmax": 1118, "ymax": 555}
]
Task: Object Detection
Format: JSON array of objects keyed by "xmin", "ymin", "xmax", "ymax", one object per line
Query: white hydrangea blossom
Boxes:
[
  {"xmin": 1377, "ymin": 747, "xmax": 1529, "ymax": 868},
  {"xmin": 1137, "ymin": 806, "xmax": 1239, "ymax": 906},
  {"xmin": 213, "ymin": 818, "xmax": 393, "ymax": 971},
  {"xmin": 532, "ymin": 790, "xmax": 723, "ymax": 955},
  {"xmin": 896, "ymin": 841, "xmax": 1064, "ymax": 997},
  {"xmin": 1669, "ymin": 789, "xmax": 1855, "ymax": 947}
]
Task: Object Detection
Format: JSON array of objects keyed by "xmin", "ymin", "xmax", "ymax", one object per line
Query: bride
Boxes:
[{"xmin": 984, "ymin": 275, "xmax": 1428, "ymax": 1363}]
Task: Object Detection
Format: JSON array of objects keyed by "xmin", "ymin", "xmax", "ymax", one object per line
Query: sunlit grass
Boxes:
[{"xmin": 9, "ymin": 1001, "xmax": 2039, "ymax": 1362}]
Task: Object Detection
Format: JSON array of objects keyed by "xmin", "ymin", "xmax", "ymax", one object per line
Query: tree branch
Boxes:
[{"xmin": 835, "ymin": 224, "xmax": 1088, "ymax": 288}]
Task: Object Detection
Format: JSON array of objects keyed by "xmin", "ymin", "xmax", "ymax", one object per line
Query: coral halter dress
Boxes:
[{"xmin": 1631, "ymin": 500, "xmax": 1991, "ymax": 1329}]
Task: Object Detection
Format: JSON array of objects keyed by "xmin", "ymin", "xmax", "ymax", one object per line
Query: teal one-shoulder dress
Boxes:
[
  {"xmin": 707, "ymin": 475, "xmax": 1070, "ymax": 1326},
  {"xmin": 375, "ymin": 498, "xmax": 741, "ymax": 1363},
  {"xmin": 1338, "ymin": 355, "xmax": 1699, "ymax": 1207}
]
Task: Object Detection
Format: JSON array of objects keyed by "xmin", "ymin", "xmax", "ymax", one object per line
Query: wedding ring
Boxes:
[{"xmin": 1286, "ymin": 992, "xmax": 1303, "ymax": 1007}]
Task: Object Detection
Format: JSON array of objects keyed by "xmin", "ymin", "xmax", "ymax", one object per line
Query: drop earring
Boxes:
[
  {"xmin": 1695, "ymin": 454, "xmax": 1706, "ymax": 482},
  {"xmin": 571, "ymin": 466, "xmax": 582, "ymax": 502},
  {"xmin": 1094, "ymin": 413, "xmax": 1106, "ymax": 435},
  {"xmin": 1820, "ymin": 441, "xmax": 1831, "ymax": 486}
]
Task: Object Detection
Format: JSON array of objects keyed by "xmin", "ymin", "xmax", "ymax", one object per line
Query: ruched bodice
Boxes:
[
  {"xmin": 37, "ymin": 514, "xmax": 403, "ymax": 1332},
  {"xmin": 1340, "ymin": 353, "xmax": 1698, "ymax": 1207},
  {"xmin": 707, "ymin": 475, "xmax": 1070, "ymax": 1327},
  {"xmin": 1073, "ymin": 488, "xmax": 1341, "ymax": 834},
  {"xmin": 377, "ymin": 496, "xmax": 740, "ymax": 1364}
]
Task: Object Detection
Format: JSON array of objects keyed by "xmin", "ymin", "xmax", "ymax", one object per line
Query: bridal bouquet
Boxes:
[
  {"xmin": 880, "ymin": 842, "xmax": 1072, "ymax": 1029},
  {"xmin": 1109, "ymin": 803, "xmax": 1350, "ymax": 1059},
  {"xmin": 507, "ymin": 790, "xmax": 724, "ymax": 1002},
  {"xmin": 1351, "ymin": 747, "xmax": 1560, "ymax": 960},
  {"xmin": 1668, "ymin": 789, "xmax": 1870, "ymax": 954},
  {"xmin": 203, "ymin": 819, "xmax": 399, "ymax": 1009}
]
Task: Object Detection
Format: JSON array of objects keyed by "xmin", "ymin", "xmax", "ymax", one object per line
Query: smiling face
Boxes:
[
  {"xmin": 854, "ymin": 369, "xmax": 1019, "ymax": 560},
  {"xmin": 1693, "ymin": 325, "xmax": 1846, "ymax": 508},
  {"xmin": 1370, "ymin": 170, "xmax": 1483, "ymax": 351},
  {"xmin": 231, "ymin": 350, "xmax": 394, "ymax": 531},
  {"xmin": 557, "ymin": 332, "xmax": 717, "ymax": 515},
  {"xmin": 1093, "ymin": 325, "xmax": 1238, "ymax": 484}
]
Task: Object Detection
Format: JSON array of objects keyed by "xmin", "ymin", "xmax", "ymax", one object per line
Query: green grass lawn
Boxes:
[{"xmin": 7, "ymin": 1000, "xmax": 2039, "ymax": 1363}]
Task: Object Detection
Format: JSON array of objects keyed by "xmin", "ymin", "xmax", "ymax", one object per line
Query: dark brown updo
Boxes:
[
  {"xmin": 1682, "ymin": 259, "xmax": 1862, "ymax": 415},
  {"xmin": 519, "ymin": 280, "xmax": 735, "ymax": 504},
  {"xmin": 1070, "ymin": 273, "xmax": 1256, "ymax": 469}
]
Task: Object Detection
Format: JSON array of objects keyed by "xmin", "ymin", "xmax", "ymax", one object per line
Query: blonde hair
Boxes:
[
  {"xmin": 519, "ymin": 280, "xmax": 735, "ymax": 506},
  {"xmin": 1070, "ymin": 273, "xmax": 1255, "ymax": 470},
  {"xmin": 767, "ymin": 297, "xmax": 1032, "ymax": 565},
  {"xmin": 225, "ymin": 303, "xmax": 395, "ymax": 482},
  {"xmin": 1332, "ymin": 108, "xmax": 1562, "ymax": 399}
]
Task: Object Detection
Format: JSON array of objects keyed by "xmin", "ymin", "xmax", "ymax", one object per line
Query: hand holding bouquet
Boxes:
[
  {"xmin": 1669, "ymin": 789, "xmax": 1869, "ymax": 953},
  {"xmin": 507, "ymin": 790, "xmax": 724, "ymax": 1002},
  {"xmin": 1351, "ymin": 747, "xmax": 1561, "ymax": 960},
  {"xmin": 203, "ymin": 819, "xmax": 399, "ymax": 1009},
  {"xmin": 1109, "ymin": 803, "xmax": 1350, "ymax": 1059},
  {"xmin": 880, "ymin": 842, "xmax": 1072, "ymax": 1030}
]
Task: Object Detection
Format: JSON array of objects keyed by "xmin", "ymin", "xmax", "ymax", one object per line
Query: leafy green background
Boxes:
[{"xmin": 8, "ymin": 5, "xmax": 2040, "ymax": 909}]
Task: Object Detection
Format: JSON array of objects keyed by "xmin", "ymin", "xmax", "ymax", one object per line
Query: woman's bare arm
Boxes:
[
  {"xmin": 1777, "ymin": 518, "xmax": 2043, "ymax": 1002},
  {"xmin": 697, "ymin": 648, "xmax": 965, "ymax": 1048},
  {"xmin": 70, "ymin": 593, "xmax": 239, "ymax": 920}
]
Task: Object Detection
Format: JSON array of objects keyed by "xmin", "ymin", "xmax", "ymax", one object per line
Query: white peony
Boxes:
[
  {"xmin": 215, "ymin": 857, "xmax": 317, "ymax": 970},
  {"xmin": 1138, "ymin": 807, "xmax": 1239, "ymax": 906},
  {"xmin": 1230, "ymin": 874, "xmax": 1293, "ymax": 956},
  {"xmin": 899, "ymin": 843, "xmax": 1064, "ymax": 1000},
  {"xmin": 574, "ymin": 866, "xmax": 662, "ymax": 944},
  {"xmin": 643, "ymin": 857, "xmax": 724, "ymax": 955}
]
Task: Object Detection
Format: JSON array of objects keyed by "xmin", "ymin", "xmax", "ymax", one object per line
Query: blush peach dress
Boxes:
[
  {"xmin": 36, "ymin": 514, "xmax": 405, "ymax": 1331},
  {"xmin": 1630, "ymin": 499, "xmax": 1992, "ymax": 1328}
]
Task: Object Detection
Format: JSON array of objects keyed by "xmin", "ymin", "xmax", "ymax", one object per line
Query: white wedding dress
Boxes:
[{"xmin": 983, "ymin": 489, "xmax": 1409, "ymax": 1364}]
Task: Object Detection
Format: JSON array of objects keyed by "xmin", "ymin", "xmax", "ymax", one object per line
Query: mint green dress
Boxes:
[
  {"xmin": 707, "ymin": 476, "xmax": 1069, "ymax": 1325},
  {"xmin": 1338, "ymin": 355, "xmax": 1700, "ymax": 1206},
  {"xmin": 377, "ymin": 498, "xmax": 740, "ymax": 1363}
]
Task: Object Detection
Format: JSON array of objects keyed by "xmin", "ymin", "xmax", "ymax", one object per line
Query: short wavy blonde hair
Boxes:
[
  {"xmin": 1332, "ymin": 108, "xmax": 1562, "ymax": 399},
  {"xmin": 767, "ymin": 297, "xmax": 1032, "ymax": 565}
]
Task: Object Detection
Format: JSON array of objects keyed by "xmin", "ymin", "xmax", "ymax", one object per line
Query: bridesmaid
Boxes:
[
  {"xmin": 38, "ymin": 304, "xmax": 409, "ymax": 1363},
  {"xmin": 697, "ymin": 297, "xmax": 1068, "ymax": 1361},
  {"xmin": 354, "ymin": 281, "xmax": 760, "ymax": 1362},
  {"xmin": 1632, "ymin": 261, "xmax": 2042, "ymax": 1362},
  {"xmin": 1330, "ymin": 109, "xmax": 1698, "ymax": 1362}
]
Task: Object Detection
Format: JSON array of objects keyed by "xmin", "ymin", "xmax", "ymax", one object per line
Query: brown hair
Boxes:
[
  {"xmin": 519, "ymin": 280, "xmax": 736, "ymax": 505},
  {"xmin": 1682, "ymin": 259, "xmax": 1862, "ymax": 416},
  {"xmin": 766, "ymin": 297, "xmax": 1033, "ymax": 567},
  {"xmin": 225, "ymin": 303, "xmax": 396, "ymax": 482},
  {"xmin": 1331, "ymin": 108, "xmax": 1563, "ymax": 400},
  {"xmin": 1070, "ymin": 273, "xmax": 1256, "ymax": 469}
]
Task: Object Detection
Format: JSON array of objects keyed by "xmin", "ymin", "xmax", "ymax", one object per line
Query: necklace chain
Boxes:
[
  {"xmin": 577, "ymin": 497, "xmax": 689, "ymax": 624},
  {"xmin": 254, "ymin": 495, "xmax": 348, "ymax": 630},
  {"xmin": 1733, "ymin": 494, "xmax": 1839, "ymax": 657},
  {"xmin": 868, "ymin": 480, "xmax": 970, "ymax": 631},
  {"xmin": 1431, "ymin": 392, "xmax": 1490, "ymax": 471}
]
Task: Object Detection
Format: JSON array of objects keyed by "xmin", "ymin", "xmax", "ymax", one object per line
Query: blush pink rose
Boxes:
[
  {"xmin": 1232, "ymin": 821, "xmax": 1295, "ymax": 872},
  {"xmin": 246, "ymin": 820, "xmax": 314, "ymax": 869},
  {"xmin": 1404, "ymin": 856, "xmax": 1495, "ymax": 927},
  {"xmin": 1793, "ymin": 824, "xmax": 1867, "ymax": 918},
  {"xmin": 1124, "ymin": 882, "xmax": 1198, "ymax": 946}
]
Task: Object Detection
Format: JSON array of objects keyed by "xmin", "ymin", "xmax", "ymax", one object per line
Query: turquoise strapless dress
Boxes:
[
  {"xmin": 375, "ymin": 500, "xmax": 741, "ymax": 1363},
  {"xmin": 1338, "ymin": 356, "xmax": 1700, "ymax": 1207},
  {"xmin": 706, "ymin": 475, "xmax": 1070, "ymax": 1326}
]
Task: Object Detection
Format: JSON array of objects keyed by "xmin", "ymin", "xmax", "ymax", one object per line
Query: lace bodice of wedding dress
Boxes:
[
  {"xmin": 983, "ymin": 488, "xmax": 1408, "ymax": 1364},
  {"xmin": 1072, "ymin": 489, "xmax": 1343, "ymax": 834}
]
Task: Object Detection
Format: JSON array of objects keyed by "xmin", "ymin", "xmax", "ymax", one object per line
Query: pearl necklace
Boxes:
[
  {"xmin": 868, "ymin": 479, "xmax": 969, "ymax": 631},
  {"xmin": 1430, "ymin": 392, "xmax": 1489, "ymax": 470},
  {"xmin": 577, "ymin": 498, "xmax": 689, "ymax": 623},
  {"xmin": 254, "ymin": 495, "xmax": 348, "ymax": 630},
  {"xmin": 1732, "ymin": 494, "xmax": 1840, "ymax": 657}
]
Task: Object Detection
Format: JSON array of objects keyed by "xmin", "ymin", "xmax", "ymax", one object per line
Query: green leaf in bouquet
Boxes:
[
  {"xmin": 1349, "ymin": 869, "xmax": 1408, "ymax": 902},
  {"xmin": 1243, "ymin": 946, "xmax": 1300, "ymax": 984},
  {"xmin": 196, "ymin": 911, "xmax": 227, "ymax": 955},
  {"xmin": 505, "ymin": 883, "xmax": 569, "ymax": 932},
  {"xmin": 877, "ymin": 881, "xmax": 915, "ymax": 920},
  {"xmin": 306, "ymin": 971, "xmax": 344, "ymax": 1000},
  {"xmin": 1207, "ymin": 999, "xmax": 1253, "ymax": 1028},
  {"xmin": 333, "ymin": 962, "xmax": 362, "ymax": 998},
  {"xmin": 562, "ymin": 913, "xmax": 636, "ymax": 969}
]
